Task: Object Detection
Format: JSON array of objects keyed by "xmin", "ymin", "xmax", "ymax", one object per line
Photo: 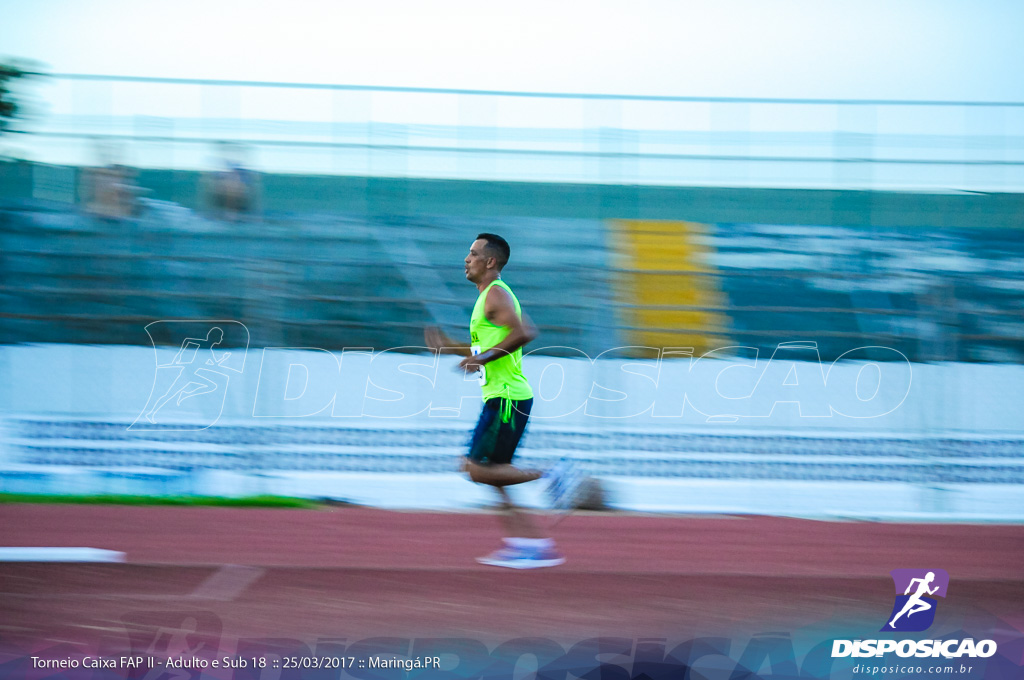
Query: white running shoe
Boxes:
[
  {"xmin": 544, "ymin": 458, "xmax": 584, "ymax": 512},
  {"xmin": 477, "ymin": 546, "xmax": 566, "ymax": 569}
]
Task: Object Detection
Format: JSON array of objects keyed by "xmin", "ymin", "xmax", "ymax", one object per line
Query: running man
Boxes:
[
  {"xmin": 145, "ymin": 327, "xmax": 231, "ymax": 423},
  {"xmin": 425, "ymin": 233, "xmax": 573, "ymax": 569},
  {"xmin": 889, "ymin": 571, "xmax": 940, "ymax": 628}
]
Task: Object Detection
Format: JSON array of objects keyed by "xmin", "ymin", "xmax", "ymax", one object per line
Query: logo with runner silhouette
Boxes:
[
  {"xmin": 881, "ymin": 568, "xmax": 950, "ymax": 632},
  {"xmin": 120, "ymin": 610, "xmax": 222, "ymax": 680},
  {"xmin": 131, "ymin": 321, "xmax": 249, "ymax": 431}
]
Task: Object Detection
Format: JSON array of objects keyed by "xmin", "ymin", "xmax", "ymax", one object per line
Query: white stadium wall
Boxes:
[{"xmin": 1, "ymin": 344, "xmax": 1022, "ymax": 520}]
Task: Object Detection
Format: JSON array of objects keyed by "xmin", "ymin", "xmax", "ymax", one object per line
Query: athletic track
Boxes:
[{"xmin": 1, "ymin": 504, "xmax": 1022, "ymax": 657}]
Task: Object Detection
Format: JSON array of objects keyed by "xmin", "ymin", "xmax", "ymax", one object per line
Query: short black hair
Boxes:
[{"xmin": 476, "ymin": 233, "xmax": 510, "ymax": 269}]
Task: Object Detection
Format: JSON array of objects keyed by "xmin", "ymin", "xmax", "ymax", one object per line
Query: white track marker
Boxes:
[
  {"xmin": 0, "ymin": 547, "xmax": 126, "ymax": 562},
  {"xmin": 189, "ymin": 565, "xmax": 265, "ymax": 601}
]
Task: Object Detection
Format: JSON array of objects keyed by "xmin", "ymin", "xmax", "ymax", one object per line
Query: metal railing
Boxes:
[{"xmin": 8, "ymin": 73, "xmax": 1024, "ymax": 192}]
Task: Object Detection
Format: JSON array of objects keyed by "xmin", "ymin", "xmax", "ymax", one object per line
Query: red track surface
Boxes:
[{"xmin": 2, "ymin": 504, "xmax": 1023, "ymax": 650}]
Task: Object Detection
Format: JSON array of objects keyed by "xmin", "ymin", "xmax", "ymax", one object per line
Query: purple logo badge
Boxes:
[{"xmin": 881, "ymin": 568, "xmax": 950, "ymax": 632}]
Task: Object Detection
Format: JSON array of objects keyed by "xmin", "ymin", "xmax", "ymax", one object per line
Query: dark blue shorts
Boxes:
[{"xmin": 467, "ymin": 398, "xmax": 533, "ymax": 465}]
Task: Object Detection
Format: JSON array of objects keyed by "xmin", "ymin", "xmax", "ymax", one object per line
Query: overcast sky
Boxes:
[{"xmin": 2, "ymin": 0, "xmax": 1023, "ymax": 102}]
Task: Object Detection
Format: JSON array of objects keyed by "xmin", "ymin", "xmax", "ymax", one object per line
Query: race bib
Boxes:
[{"xmin": 470, "ymin": 345, "xmax": 487, "ymax": 385}]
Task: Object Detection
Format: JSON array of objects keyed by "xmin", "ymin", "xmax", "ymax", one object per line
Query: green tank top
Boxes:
[{"xmin": 469, "ymin": 279, "xmax": 533, "ymax": 401}]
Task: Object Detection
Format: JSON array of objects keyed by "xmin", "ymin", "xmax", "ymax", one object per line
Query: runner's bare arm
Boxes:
[
  {"xmin": 424, "ymin": 326, "xmax": 472, "ymax": 357},
  {"xmin": 458, "ymin": 285, "xmax": 537, "ymax": 372}
]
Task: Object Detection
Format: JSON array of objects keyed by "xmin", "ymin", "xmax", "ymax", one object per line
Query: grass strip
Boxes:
[{"xmin": 0, "ymin": 493, "xmax": 321, "ymax": 509}]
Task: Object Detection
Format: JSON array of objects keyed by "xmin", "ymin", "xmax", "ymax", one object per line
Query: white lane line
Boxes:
[
  {"xmin": 0, "ymin": 547, "xmax": 126, "ymax": 562},
  {"xmin": 188, "ymin": 564, "xmax": 264, "ymax": 601}
]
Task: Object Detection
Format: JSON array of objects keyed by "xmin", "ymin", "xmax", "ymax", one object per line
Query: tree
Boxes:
[{"xmin": 0, "ymin": 62, "xmax": 33, "ymax": 135}]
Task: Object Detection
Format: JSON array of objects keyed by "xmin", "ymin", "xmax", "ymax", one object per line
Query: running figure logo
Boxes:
[
  {"xmin": 131, "ymin": 321, "xmax": 249, "ymax": 431},
  {"xmin": 120, "ymin": 610, "xmax": 221, "ymax": 680},
  {"xmin": 882, "ymin": 568, "xmax": 950, "ymax": 632}
]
